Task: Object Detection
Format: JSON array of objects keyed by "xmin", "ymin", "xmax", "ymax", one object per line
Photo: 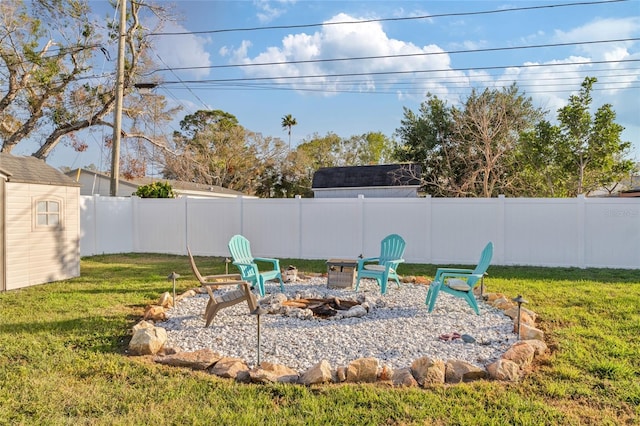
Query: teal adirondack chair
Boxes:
[
  {"xmin": 355, "ymin": 234, "xmax": 406, "ymax": 295},
  {"xmin": 228, "ymin": 235, "xmax": 284, "ymax": 297},
  {"xmin": 425, "ymin": 241, "xmax": 493, "ymax": 315}
]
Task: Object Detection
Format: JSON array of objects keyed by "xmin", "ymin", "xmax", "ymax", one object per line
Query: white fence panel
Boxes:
[
  {"xmin": 79, "ymin": 195, "xmax": 640, "ymax": 269},
  {"xmin": 240, "ymin": 198, "xmax": 302, "ymax": 258},
  {"xmin": 185, "ymin": 198, "xmax": 241, "ymax": 256},
  {"xmin": 134, "ymin": 197, "xmax": 187, "ymax": 254},
  {"xmin": 504, "ymin": 198, "xmax": 580, "ymax": 267},
  {"xmin": 430, "ymin": 198, "xmax": 502, "ymax": 264},
  {"xmin": 79, "ymin": 196, "xmax": 96, "ymax": 256},
  {"xmin": 360, "ymin": 197, "xmax": 430, "ymax": 263},
  {"xmin": 584, "ymin": 198, "xmax": 640, "ymax": 268},
  {"xmin": 81, "ymin": 196, "xmax": 133, "ymax": 255},
  {"xmin": 299, "ymin": 198, "xmax": 363, "ymax": 259}
]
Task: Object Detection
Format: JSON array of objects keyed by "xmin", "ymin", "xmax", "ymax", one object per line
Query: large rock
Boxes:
[
  {"xmin": 518, "ymin": 323, "xmax": 544, "ymax": 341},
  {"xmin": 143, "ymin": 305, "xmax": 167, "ymax": 322},
  {"xmin": 504, "ymin": 307, "xmax": 535, "ymax": 326},
  {"xmin": 154, "ymin": 348, "xmax": 222, "ymax": 370},
  {"xmin": 378, "ymin": 364, "xmax": 393, "ymax": 381},
  {"xmin": 523, "ymin": 339, "xmax": 548, "ymax": 356},
  {"xmin": 175, "ymin": 289, "xmax": 197, "ymax": 301},
  {"xmin": 128, "ymin": 326, "xmax": 167, "ymax": 355},
  {"xmin": 249, "ymin": 362, "xmax": 299, "ymax": 384},
  {"xmin": 132, "ymin": 320, "xmax": 155, "ymax": 333},
  {"xmin": 445, "ymin": 360, "xmax": 487, "ymax": 383},
  {"xmin": 346, "ymin": 357, "xmax": 379, "ymax": 383},
  {"xmin": 502, "ymin": 341, "xmax": 535, "ymax": 368},
  {"xmin": 484, "ymin": 292, "xmax": 507, "ymax": 302},
  {"xmin": 411, "ymin": 357, "xmax": 445, "ymax": 386},
  {"xmin": 486, "ymin": 359, "xmax": 521, "ymax": 381},
  {"xmin": 299, "ymin": 360, "xmax": 334, "ymax": 385},
  {"xmin": 341, "ymin": 305, "xmax": 367, "ymax": 318},
  {"xmin": 492, "ymin": 298, "xmax": 515, "ymax": 311},
  {"xmin": 209, "ymin": 357, "xmax": 250, "ymax": 380},
  {"xmin": 392, "ymin": 368, "xmax": 418, "ymax": 387},
  {"xmin": 158, "ymin": 292, "xmax": 173, "ymax": 308}
]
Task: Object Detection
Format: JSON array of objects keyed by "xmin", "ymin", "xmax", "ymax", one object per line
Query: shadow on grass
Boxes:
[{"xmin": 0, "ymin": 313, "xmax": 140, "ymax": 354}]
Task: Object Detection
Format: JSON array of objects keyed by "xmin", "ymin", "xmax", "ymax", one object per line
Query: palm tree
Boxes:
[{"xmin": 281, "ymin": 114, "xmax": 298, "ymax": 151}]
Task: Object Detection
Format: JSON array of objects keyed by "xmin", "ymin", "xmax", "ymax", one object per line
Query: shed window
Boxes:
[{"xmin": 36, "ymin": 200, "xmax": 60, "ymax": 226}]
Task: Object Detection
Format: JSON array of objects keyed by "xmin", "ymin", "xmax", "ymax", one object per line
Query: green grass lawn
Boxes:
[{"xmin": 1, "ymin": 253, "xmax": 638, "ymax": 425}]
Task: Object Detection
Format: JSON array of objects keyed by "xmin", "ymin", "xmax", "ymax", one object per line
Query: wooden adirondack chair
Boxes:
[
  {"xmin": 187, "ymin": 247, "xmax": 258, "ymax": 326},
  {"xmin": 228, "ymin": 235, "xmax": 284, "ymax": 297},
  {"xmin": 425, "ymin": 241, "xmax": 493, "ymax": 315},
  {"xmin": 355, "ymin": 234, "xmax": 406, "ymax": 295}
]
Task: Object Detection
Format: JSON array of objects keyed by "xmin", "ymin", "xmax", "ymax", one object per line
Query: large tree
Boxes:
[
  {"xmin": 164, "ymin": 109, "xmax": 285, "ymax": 194},
  {"xmin": 0, "ymin": 0, "xmax": 177, "ymax": 171},
  {"xmin": 452, "ymin": 84, "xmax": 543, "ymax": 197},
  {"xmin": 281, "ymin": 114, "xmax": 297, "ymax": 151},
  {"xmin": 394, "ymin": 86, "xmax": 543, "ymax": 197},
  {"xmin": 394, "ymin": 94, "xmax": 456, "ymax": 196},
  {"xmin": 555, "ymin": 77, "xmax": 633, "ymax": 195},
  {"xmin": 517, "ymin": 77, "xmax": 634, "ymax": 197}
]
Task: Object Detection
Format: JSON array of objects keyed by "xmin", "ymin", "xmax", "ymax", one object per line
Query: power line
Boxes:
[
  {"xmin": 143, "ymin": 38, "xmax": 639, "ymax": 75},
  {"xmin": 169, "ymin": 68, "xmax": 639, "ymax": 89},
  {"xmin": 159, "ymin": 58, "xmax": 640, "ymax": 85},
  {"xmin": 149, "ymin": 0, "xmax": 626, "ymax": 36},
  {"xmin": 148, "ymin": 45, "xmax": 210, "ymax": 110},
  {"xmin": 184, "ymin": 84, "xmax": 640, "ymax": 96}
]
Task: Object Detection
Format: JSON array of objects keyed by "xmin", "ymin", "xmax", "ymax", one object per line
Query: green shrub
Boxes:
[{"xmin": 133, "ymin": 181, "xmax": 176, "ymax": 198}]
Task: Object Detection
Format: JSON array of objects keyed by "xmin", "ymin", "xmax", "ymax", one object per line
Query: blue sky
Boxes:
[{"xmin": 37, "ymin": 0, "xmax": 640, "ymax": 170}]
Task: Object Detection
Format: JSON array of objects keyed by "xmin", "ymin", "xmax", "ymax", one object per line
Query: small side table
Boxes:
[{"xmin": 326, "ymin": 258, "xmax": 358, "ymax": 289}]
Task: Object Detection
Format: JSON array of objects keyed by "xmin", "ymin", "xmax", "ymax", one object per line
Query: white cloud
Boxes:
[
  {"xmin": 552, "ymin": 17, "xmax": 640, "ymax": 59},
  {"xmin": 228, "ymin": 13, "xmax": 464, "ymax": 98},
  {"xmin": 150, "ymin": 22, "xmax": 212, "ymax": 79},
  {"xmin": 254, "ymin": 0, "xmax": 296, "ymax": 23}
]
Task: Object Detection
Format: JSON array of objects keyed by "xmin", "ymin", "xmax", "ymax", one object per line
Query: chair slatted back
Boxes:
[
  {"xmin": 468, "ymin": 242, "xmax": 493, "ymax": 286},
  {"xmin": 379, "ymin": 234, "xmax": 406, "ymax": 268},
  {"xmin": 228, "ymin": 235, "xmax": 257, "ymax": 280}
]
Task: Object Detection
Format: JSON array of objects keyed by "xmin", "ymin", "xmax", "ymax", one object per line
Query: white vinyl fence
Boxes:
[{"xmin": 79, "ymin": 195, "xmax": 640, "ymax": 269}]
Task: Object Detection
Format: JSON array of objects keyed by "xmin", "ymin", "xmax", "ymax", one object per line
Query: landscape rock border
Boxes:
[{"xmin": 128, "ymin": 275, "xmax": 548, "ymax": 387}]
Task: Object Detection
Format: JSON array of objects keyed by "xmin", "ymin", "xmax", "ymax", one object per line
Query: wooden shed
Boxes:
[
  {"xmin": 311, "ymin": 164, "xmax": 422, "ymax": 198},
  {"xmin": 0, "ymin": 153, "xmax": 81, "ymax": 291}
]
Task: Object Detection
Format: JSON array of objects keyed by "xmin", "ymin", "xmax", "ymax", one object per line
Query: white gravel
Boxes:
[{"xmin": 159, "ymin": 277, "xmax": 517, "ymax": 372}]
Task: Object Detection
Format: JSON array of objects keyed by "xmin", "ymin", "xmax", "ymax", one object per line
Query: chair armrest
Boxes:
[
  {"xmin": 253, "ymin": 257, "xmax": 280, "ymax": 269},
  {"xmin": 201, "ymin": 273, "xmax": 242, "ymax": 281},
  {"xmin": 358, "ymin": 257, "xmax": 380, "ymax": 269},
  {"xmin": 202, "ymin": 280, "xmax": 246, "ymax": 287},
  {"xmin": 381, "ymin": 259, "xmax": 405, "ymax": 271},
  {"xmin": 434, "ymin": 267, "xmax": 474, "ymax": 281},
  {"xmin": 439, "ymin": 272, "xmax": 483, "ymax": 289}
]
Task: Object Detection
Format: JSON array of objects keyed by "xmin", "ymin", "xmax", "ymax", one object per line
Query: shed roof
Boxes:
[
  {"xmin": 0, "ymin": 153, "xmax": 80, "ymax": 187},
  {"xmin": 312, "ymin": 164, "xmax": 422, "ymax": 189}
]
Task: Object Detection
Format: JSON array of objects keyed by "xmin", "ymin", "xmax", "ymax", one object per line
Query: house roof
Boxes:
[
  {"xmin": 0, "ymin": 153, "xmax": 80, "ymax": 187},
  {"xmin": 311, "ymin": 164, "xmax": 422, "ymax": 189},
  {"xmin": 133, "ymin": 177, "xmax": 248, "ymax": 197},
  {"xmin": 66, "ymin": 168, "xmax": 250, "ymax": 198}
]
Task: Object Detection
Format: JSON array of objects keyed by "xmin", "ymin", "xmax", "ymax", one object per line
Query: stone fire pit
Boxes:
[
  {"xmin": 132, "ymin": 275, "xmax": 548, "ymax": 386},
  {"xmin": 260, "ymin": 290, "xmax": 372, "ymax": 319}
]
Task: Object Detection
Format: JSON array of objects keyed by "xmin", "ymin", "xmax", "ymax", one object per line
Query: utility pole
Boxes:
[{"xmin": 110, "ymin": 0, "xmax": 127, "ymax": 196}]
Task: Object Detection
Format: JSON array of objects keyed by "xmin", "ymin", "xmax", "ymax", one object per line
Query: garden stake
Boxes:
[
  {"xmin": 167, "ymin": 272, "xmax": 180, "ymax": 308},
  {"xmin": 251, "ymin": 306, "xmax": 268, "ymax": 366},
  {"xmin": 512, "ymin": 295, "xmax": 528, "ymax": 340}
]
